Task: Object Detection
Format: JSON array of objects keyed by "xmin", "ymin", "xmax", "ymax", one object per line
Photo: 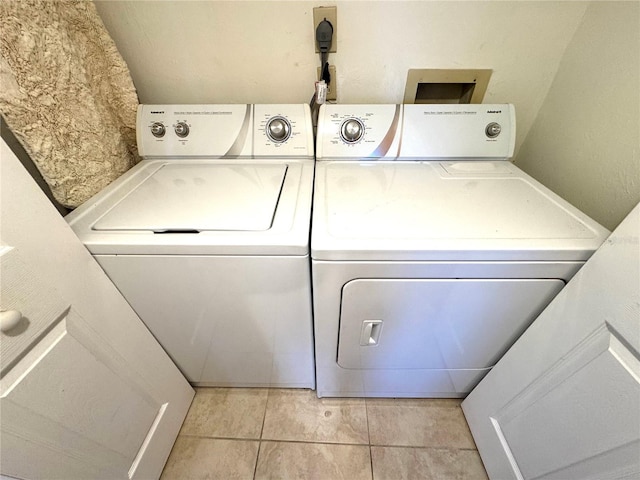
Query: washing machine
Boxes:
[
  {"xmin": 67, "ymin": 104, "xmax": 316, "ymax": 388},
  {"xmin": 312, "ymin": 104, "xmax": 610, "ymax": 398}
]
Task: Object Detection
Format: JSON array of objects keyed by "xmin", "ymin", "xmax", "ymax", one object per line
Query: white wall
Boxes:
[
  {"xmin": 515, "ymin": 1, "xmax": 640, "ymax": 230},
  {"xmin": 94, "ymin": 0, "xmax": 588, "ymax": 155}
]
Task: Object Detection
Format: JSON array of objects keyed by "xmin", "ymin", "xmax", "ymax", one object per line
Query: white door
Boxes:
[
  {"xmin": 462, "ymin": 204, "xmax": 640, "ymax": 479},
  {"xmin": 0, "ymin": 139, "xmax": 194, "ymax": 479}
]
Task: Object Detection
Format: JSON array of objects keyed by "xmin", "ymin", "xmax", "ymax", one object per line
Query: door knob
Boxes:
[{"xmin": 1, "ymin": 310, "xmax": 23, "ymax": 332}]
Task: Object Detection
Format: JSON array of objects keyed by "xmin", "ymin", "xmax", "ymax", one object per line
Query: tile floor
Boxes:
[{"xmin": 161, "ymin": 388, "xmax": 488, "ymax": 480}]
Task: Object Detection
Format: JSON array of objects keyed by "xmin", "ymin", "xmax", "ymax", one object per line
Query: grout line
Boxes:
[
  {"xmin": 259, "ymin": 438, "xmax": 371, "ymax": 447},
  {"xmin": 364, "ymin": 396, "xmax": 372, "ymax": 444},
  {"xmin": 259, "ymin": 387, "xmax": 271, "ymax": 439},
  {"xmin": 177, "ymin": 433, "xmax": 480, "ymax": 453},
  {"xmin": 253, "ymin": 440, "xmax": 262, "ymax": 480},
  {"xmin": 253, "ymin": 388, "xmax": 270, "ymax": 479},
  {"xmin": 365, "ymin": 397, "xmax": 375, "ymax": 480},
  {"xmin": 369, "ymin": 445, "xmax": 375, "ymax": 480},
  {"xmin": 179, "ymin": 433, "xmax": 263, "ymax": 442},
  {"xmin": 368, "ymin": 443, "xmax": 481, "ymax": 452}
]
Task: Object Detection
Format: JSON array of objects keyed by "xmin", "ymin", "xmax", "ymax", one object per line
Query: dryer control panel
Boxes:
[
  {"xmin": 137, "ymin": 104, "xmax": 314, "ymax": 158},
  {"xmin": 400, "ymin": 104, "xmax": 516, "ymax": 160},
  {"xmin": 316, "ymin": 104, "xmax": 516, "ymax": 161},
  {"xmin": 316, "ymin": 104, "xmax": 402, "ymax": 160}
]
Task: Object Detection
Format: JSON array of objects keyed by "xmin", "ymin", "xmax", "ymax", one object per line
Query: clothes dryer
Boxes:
[
  {"xmin": 312, "ymin": 104, "xmax": 609, "ymax": 397},
  {"xmin": 68, "ymin": 104, "xmax": 315, "ymax": 387}
]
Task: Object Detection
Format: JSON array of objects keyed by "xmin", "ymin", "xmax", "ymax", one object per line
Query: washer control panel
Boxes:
[
  {"xmin": 137, "ymin": 104, "xmax": 313, "ymax": 158},
  {"xmin": 265, "ymin": 116, "xmax": 291, "ymax": 143}
]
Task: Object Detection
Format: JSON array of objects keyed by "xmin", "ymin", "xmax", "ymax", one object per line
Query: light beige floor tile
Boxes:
[
  {"xmin": 255, "ymin": 441, "xmax": 372, "ymax": 480},
  {"xmin": 261, "ymin": 389, "xmax": 369, "ymax": 444},
  {"xmin": 367, "ymin": 398, "xmax": 476, "ymax": 448},
  {"xmin": 160, "ymin": 436, "xmax": 259, "ymax": 480},
  {"xmin": 371, "ymin": 446, "xmax": 488, "ymax": 480},
  {"xmin": 180, "ymin": 387, "xmax": 268, "ymax": 439}
]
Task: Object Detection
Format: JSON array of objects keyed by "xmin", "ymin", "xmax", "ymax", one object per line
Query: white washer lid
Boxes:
[
  {"xmin": 312, "ymin": 161, "xmax": 609, "ymax": 261},
  {"xmin": 94, "ymin": 163, "xmax": 287, "ymax": 232}
]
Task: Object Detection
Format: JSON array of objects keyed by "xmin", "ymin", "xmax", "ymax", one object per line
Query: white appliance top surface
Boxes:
[
  {"xmin": 311, "ymin": 161, "xmax": 609, "ymax": 261},
  {"xmin": 67, "ymin": 159, "xmax": 314, "ymax": 256},
  {"xmin": 94, "ymin": 163, "xmax": 286, "ymax": 232}
]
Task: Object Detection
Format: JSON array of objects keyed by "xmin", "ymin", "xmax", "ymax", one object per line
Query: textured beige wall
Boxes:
[
  {"xmin": 515, "ymin": 2, "xmax": 640, "ymax": 231},
  {"xmin": 94, "ymin": 1, "xmax": 588, "ymax": 155}
]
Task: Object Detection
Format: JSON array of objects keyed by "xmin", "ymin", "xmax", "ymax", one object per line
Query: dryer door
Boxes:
[{"xmin": 337, "ymin": 278, "xmax": 564, "ymax": 371}]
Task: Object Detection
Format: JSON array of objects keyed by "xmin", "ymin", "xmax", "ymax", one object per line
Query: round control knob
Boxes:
[
  {"xmin": 150, "ymin": 122, "xmax": 166, "ymax": 138},
  {"xmin": 340, "ymin": 118, "xmax": 364, "ymax": 143},
  {"xmin": 175, "ymin": 122, "xmax": 189, "ymax": 138},
  {"xmin": 486, "ymin": 122, "xmax": 502, "ymax": 138},
  {"xmin": 266, "ymin": 117, "xmax": 291, "ymax": 143}
]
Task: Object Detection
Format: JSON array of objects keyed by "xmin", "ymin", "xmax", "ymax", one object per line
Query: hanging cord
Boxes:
[
  {"xmin": 320, "ymin": 56, "xmax": 331, "ymax": 85},
  {"xmin": 310, "ymin": 19, "xmax": 334, "ymax": 128},
  {"xmin": 316, "ymin": 19, "xmax": 333, "ymax": 88}
]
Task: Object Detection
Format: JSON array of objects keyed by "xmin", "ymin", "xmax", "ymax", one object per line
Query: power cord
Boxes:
[
  {"xmin": 310, "ymin": 18, "xmax": 334, "ymax": 131},
  {"xmin": 316, "ymin": 19, "xmax": 333, "ymax": 86}
]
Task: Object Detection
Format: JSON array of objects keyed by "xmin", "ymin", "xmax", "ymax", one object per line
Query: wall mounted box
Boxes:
[
  {"xmin": 313, "ymin": 6, "xmax": 337, "ymax": 53},
  {"xmin": 404, "ymin": 69, "xmax": 492, "ymax": 104},
  {"xmin": 317, "ymin": 65, "xmax": 337, "ymax": 101}
]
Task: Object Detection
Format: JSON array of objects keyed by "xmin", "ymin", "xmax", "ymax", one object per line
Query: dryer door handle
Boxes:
[{"xmin": 360, "ymin": 320, "xmax": 383, "ymax": 346}]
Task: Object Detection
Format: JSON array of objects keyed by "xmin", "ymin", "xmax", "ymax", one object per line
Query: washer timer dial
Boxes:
[
  {"xmin": 266, "ymin": 116, "xmax": 292, "ymax": 143},
  {"xmin": 340, "ymin": 118, "xmax": 365, "ymax": 143}
]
